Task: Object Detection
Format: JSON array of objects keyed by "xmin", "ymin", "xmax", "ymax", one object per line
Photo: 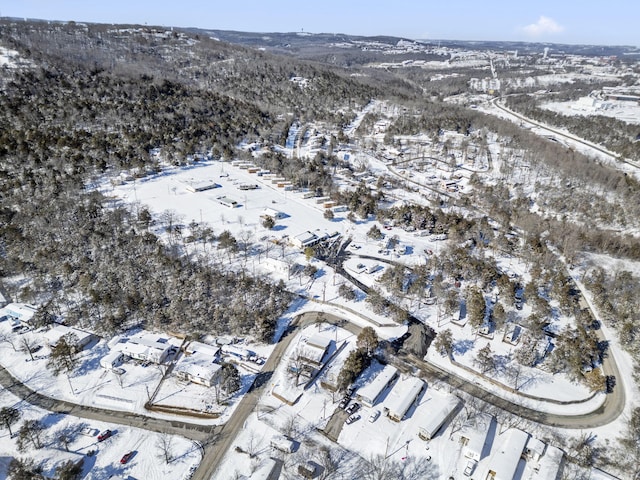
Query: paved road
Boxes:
[
  {"xmin": 0, "ymin": 306, "xmax": 627, "ymax": 480},
  {"xmin": 490, "ymin": 96, "xmax": 640, "ymax": 170},
  {"xmin": 0, "ymin": 364, "xmax": 213, "ymax": 442}
]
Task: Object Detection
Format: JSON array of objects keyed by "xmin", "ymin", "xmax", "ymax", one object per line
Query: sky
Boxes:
[{"xmin": 2, "ymin": 0, "xmax": 638, "ymax": 47}]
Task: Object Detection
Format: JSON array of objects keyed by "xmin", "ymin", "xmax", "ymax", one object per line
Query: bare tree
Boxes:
[
  {"xmin": 16, "ymin": 419, "xmax": 45, "ymax": 451},
  {"xmin": 0, "ymin": 332, "xmax": 19, "ymax": 352},
  {"xmin": 156, "ymin": 433, "xmax": 175, "ymax": 464},
  {"xmin": 0, "ymin": 406, "xmax": 21, "ymax": 437},
  {"xmin": 19, "ymin": 336, "xmax": 39, "ymax": 361}
]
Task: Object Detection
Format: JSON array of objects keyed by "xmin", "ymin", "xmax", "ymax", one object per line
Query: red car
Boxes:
[
  {"xmin": 97, "ymin": 429, "xmax": 112, "ymax": 442},
  {"xmin": 120, "ymin": 451, "xmax": 134, "ymax": 464}
]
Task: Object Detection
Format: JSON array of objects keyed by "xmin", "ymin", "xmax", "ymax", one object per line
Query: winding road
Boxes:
[{"xmin": 0, "ymin": 301, "xmax": 626, "ymax": 480}]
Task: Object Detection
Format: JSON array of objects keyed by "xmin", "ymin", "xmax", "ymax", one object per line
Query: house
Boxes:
[
  {"xmin": 261, "ymin": 208, "xmax": 286, "ymax": 220},
  {"xmin": 483, "ymin": 428, "xmax": 529, "ymax": 480},
  {"xmin": 0, "ymin": 303, "xmax": 37, "ymax": 324},
  {"xmin": 100, "ymin": 351, "xmax": 124, "ymax": 370},
  {"xmin": 383, "ymin": 376, "xmax": 425, "ymax": 422},
  {"xmin": 120, "ymin": 331, "xmax": 172, "ymax": 364},
  {"xmin": 417, "ymin": 391, "xmax": 461, "ymax": 441},
  {"xmin": 182, "ymin": 179, "xmax": 220, "ymax": 192},
  {"xmin": 297, "ymin": 334, "xmax": 331, "ymax": 367},
  {"xmin": 238, "ymin": 183, "xmax": 259, "ymax": 190},
  {"xmin": 356, "ymin": 365, "xmax": 398, "ymax": 407},
  {"xmin": 292, "ymin": 231, "xmax": 324, "ymax": 249},
  {"xmin": 458, "ymin": 413, "xmax": 495, "ymax": 461},
  {"xmin": 174, "ymin": 352, "xmax": 221, "ymax": 387},
  {"xmin": 216, "ymin": 196, "xmax": 238, "ymax": 208},
  {"xmin": 221, "ymin": 344, "xmax": 250, "ymax": 361},
  {"xmin": 43, "ymin": 325, "xmax": 95, "ymax": 351}
]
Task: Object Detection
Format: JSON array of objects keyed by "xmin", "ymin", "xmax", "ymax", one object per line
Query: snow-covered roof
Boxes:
[
  {"xmin": 306, "ymin": 333, "xmax": 331, "ymax": 351},
  {"xmin": 526, "ymin": 437, "xmax": 546, "ymax": 457},
  {"xmin": 221, "ymin": 344, "xmax": 250, "ymax": 359},
  {"xmin": 357, "ymin": 364, "xmax": 397, "ymax": 406},
  {"xmin": 100, "ymin": 350, "xmax": 124, "ymax": 365},
  {"xmin": 129, "ymin": 331, "xmax": 170, "ymax": 350},
  {"xmin": 297, "ymin": 342, "xmax": 327, "ymax": 365},
  {"xmin": 121, "ymin": 331, "xmax": 172, "ymax": 361},
  {"xmin": 185, "ymin": 340, "xmax": 220, "ymax": 357},
  {"xmin": 262, "ymin": 207, "xmax": 284, "ymax": 218},
  {"xmin": 532, "ymin": 445, "xmax": 563, "ymax": 480},
  {"xmin": 0, "ymin": 302, "xmax": 37, "ymax": 322},
  {"xmin": 459, "ymin": 413, "xmax": 495, "ymax": 459},
  {"xmin": 43, "ymin": 325, "xmax": 94, "ymax": 347},
  {"xmin": 384, "ymin": 376, "xmax": 425, "ymax": 420},
  {"xmin": 418, "ymin": 390, "xmax": 460, "ymax": 439},
  {"xmin": 174, "ymin": 352, "xmax": 221, "ymax": 383},
  {"xmin": 485, "ymin": 428, "xmax": 529, "ymax": 480},
  {"xmin": 294, "ymin": 230, "xmax": 319, "ymax": 246}
]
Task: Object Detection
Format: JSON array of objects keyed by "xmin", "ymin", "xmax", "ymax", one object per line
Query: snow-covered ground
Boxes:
[
  {"xmin": 542, "ymin": 97, "xmax": 640, "ymax": 126},
  {"xmin": 0, "ymin": 388, "xmax": 200, "ymax": 480},
  {"xmin": 211, "ymin": 324, "xmax": 601, "ymax": 480}
]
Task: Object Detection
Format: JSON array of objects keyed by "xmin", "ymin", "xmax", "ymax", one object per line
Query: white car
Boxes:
[
  {"xmin": 463, "ymin": 459, "xmax": 477, "ymax": 477},
  {"xmin": 369, "ymin": 410, "xmax": 380, "ymax": 423}
]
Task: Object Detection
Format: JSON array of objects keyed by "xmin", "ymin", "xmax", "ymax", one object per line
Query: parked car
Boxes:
[
  {"xmin": 463, "ymin": 459, "xmax": 477, "ymax": 477},
  {"xmin": 345, "ymin": 414, "xmax": 360, "ymax": 424},
  {"xmin": 346, "ymin": 402, "xmax": 361, "ymax": 414},
  {"xmin": 97, "ymin": 430, "xmax": 112, "ymax": 442},
  {"xmin": 120, "ymin": 451, "xmax": 134, "ymax": 464},
  {"xmin": 339, "ymin": 397, "xmax": 350, "ymax": 409},
  {"xmin": 369, "ymin": 410, "xmax": 380, "ymax": 423}
]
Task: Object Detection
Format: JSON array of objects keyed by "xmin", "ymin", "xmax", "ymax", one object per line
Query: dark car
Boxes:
[
  {"xmin": 120, "ymin": 451, "xmax": 134, "ymax": 464},
  {"xmin": 339, "ymin": 396, "xmax": 350, "ymax": 409},
  {"xmin": 97, "ymin": 429, "xmax": 112, "ymax": 442}
]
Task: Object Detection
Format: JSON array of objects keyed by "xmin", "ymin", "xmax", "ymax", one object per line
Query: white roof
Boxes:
[
  {"xmin": 262, "ymin": 207, "xmax": 283, "ymax": 217},
  {"xmin": 43, "ymin": 325, "xmax": 93, "ymax": 346},
  {"xmin": 100, "ymin": 350, "xmax": 123, "ymax": 363},
  {"xmin": 185, "ymin": 341, "xmax": 220, "ymax": 357},
  {"xmin": 384, "ymin": 376, "xmax": 424, "ymax": 419},
  {"xmin": 129, "ymin": 331, "xmax": 170, "ymax": 350},
  {"xmin": 306, "ymin": 333, "xmax": 331, "ymax": 350},
  {"xmin": 294, "ymin": 231, "xmax": 318, "ymax": 245},
  {"xmin": 175, "ymin": 352, "xmax": 221, "ymax": 382},
  {"xmin": 485, "ymin": 428, "xmax": 529, "ymax": 480},
  {"xmin": 532, "ymin": 445, "xmax": 563, "ymax": 480},
  {"xmin": 297, "ymin": 342, "xmax": 326, "ymax": 365},
  {"xmin": 527, "ymin": 437, "xmax": 546, "ymax": 457},
  {"xmin": 357, "ymin": 365, "xmax": 397, "ymax": 406},
  {"xmin": 459, "ymin": 413, "xmax": 494, "ymax": 458},
  {"xmin": 418, "ymin": 390, "xmax": 460, "ymax": 438},
  {"xmin": 1, "ymin": 303, "xmax": 37, "ymax": 322}
]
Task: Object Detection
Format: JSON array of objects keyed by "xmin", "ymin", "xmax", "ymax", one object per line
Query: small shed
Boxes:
[
  {"xmin": 100, "ymin": 351, "xmax": 124, "ymax": 370},
  {"xmin": 532, "ymin": 445, "xmax": 564, "ymax": 480}
]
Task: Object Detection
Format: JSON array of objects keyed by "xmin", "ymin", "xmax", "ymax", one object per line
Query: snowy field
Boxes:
[
  {"xmin": 542, "ymin": 97, "xmax": 640, "ymax": 126},
  {"xmin": 0, "ymin": 388, "xmax": 200, "ymax": 480}
]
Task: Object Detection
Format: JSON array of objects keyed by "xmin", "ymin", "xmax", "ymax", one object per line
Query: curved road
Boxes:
[{"xmin": 0, "ymin": 305, "xmax": 626, "ymax": 480}]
